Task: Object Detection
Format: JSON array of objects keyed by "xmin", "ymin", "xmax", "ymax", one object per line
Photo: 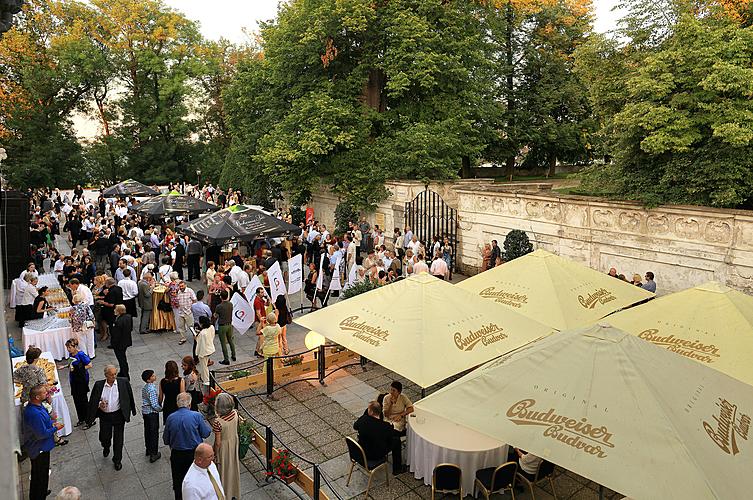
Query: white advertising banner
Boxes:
[
  {"xmin": 230, "ymin": 292, "xmax": 254, "ymax": 335},
  {"xmin": 288, "ymin": 254, "xmax": 303, "ymax": 295},
  {"xmin": 268, "ymin": 261, "xmax": 287, "ymax": 300}
]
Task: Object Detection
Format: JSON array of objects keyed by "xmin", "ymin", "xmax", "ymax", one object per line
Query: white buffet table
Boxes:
[
  {"xmin": 23, "ymin": 317, "xmax": 95, "ymax": 360},
  {"xmin": 407, "ymin": 407, "xmax": 509, "ymax": 496},
  {"xmin": 13, "ymin": 352, "xmax": 73, "ymax": 437}
]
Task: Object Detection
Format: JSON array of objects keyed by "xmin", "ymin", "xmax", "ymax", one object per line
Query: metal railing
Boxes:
[{"xmin": 210, "ymin": 367, "xmax": 349, "ymax": 500}]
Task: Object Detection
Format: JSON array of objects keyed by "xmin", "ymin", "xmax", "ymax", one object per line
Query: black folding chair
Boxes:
[
  {"xmin": 432, "ymin": 463, "xmax": 463, "ymax": 499},
  {"xmin": 474, "ymin": 461, "xmax": 518, "ymax": 499},
  {"xmin": 345, "ymin": 437, "xmax": 389, "ymax": 499}
]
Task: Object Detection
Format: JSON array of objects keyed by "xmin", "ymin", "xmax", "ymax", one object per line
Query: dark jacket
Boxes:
[
  {"xmin": 88, "ymin": 377, "xmax": 137, "ymax": 423},
  {"xmin": 111, "ymin": 313, "xmax": 133, "ymax": 349},
  {"xmin": 353, "ymin": 414, "xmax": 393, "ymax": 460}
]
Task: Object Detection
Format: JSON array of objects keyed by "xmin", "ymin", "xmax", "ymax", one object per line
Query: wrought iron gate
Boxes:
[{"xmin": 404, "ymin": 189, "xmax": 458, "ymax": 272}]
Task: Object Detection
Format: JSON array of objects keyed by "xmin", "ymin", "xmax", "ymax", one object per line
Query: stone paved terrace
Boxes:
[{"xmin": 9, "ymin": 235, "xmax": 624, "ymax": 499}]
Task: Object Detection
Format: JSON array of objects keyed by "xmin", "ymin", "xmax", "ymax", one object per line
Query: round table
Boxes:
[
  {"xmin": 407, "ymin": 407, "xmax": 509, "ymax": 496},
  {"xmin": 151, "ymin": 286, "xmax": 175, "ymax": 331},
  {"xmin": 23, "ymin": 323, "xmax": 95, "ymax": 360}
]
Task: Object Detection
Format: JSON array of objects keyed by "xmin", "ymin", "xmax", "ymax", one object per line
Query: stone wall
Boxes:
[{"xmin": 307, "ymin": 180, "xmax": 753, "ymax": 294}]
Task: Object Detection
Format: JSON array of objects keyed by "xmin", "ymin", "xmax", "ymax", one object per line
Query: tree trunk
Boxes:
[
  {"xmin": 461, "ymin": 155, "xmax": 471, "ymax": 178},
  {"xmin": 363, "ymin": 68, "xmax": 386, "ymax": 112},
  {"xmin": 547, "ymin": 154, "xmax": 557, "ymax": 178},
  {"xmin": 505, "ymin": 3, "xmax": 515, "ymax": 182}
]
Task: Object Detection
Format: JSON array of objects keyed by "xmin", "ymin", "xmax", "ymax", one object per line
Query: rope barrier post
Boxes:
[
  {"xmin": 265, "ymin": 426, "xmax": 274, "ymax": 479},
  {"xmin": 209, "ymin": 369, "xmax": 216, "ymax": 389},
  {"xmin": 421, "ymin": 388, "xmax": 426, "ymax": 399},
  {"xmin": 317, "ymin": 344, "xmax": 326, "ymax": 385},
  {"xmin": 266, "ymin": 357, "xmax": 274, "ymax": 396},
  {"xmin": 313, "ymin": 464, "xmax": 321, "ymax": 500}
]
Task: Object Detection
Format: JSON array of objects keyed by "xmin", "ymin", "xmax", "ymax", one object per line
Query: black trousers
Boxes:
[
  {"xmin": 143, "ymin": 413, "xmax": 160, "ymax": 456},
  {"xmin": 124, "ymin": 297, "xmax": 138, "ymax": 317},
  {"xmin": 71, "ymin": 231, "xmax": 82, "ymax": 247},
  {"xmin": 170, "ymin": 448, "xmax": 196, "ymax": 500},
  {"xmin": 187, "ymin": 254, "xmax": 201, "ymax": 281},
  {"xmin": 391, "ymin": 429, "xmax": 405, "ymax": 473},
  {"xmin": 99, "ymin": 410, "xmax": 126, "ymax": 463},
  {"xmin": 114, "ymin": 347, "xmax": 130, "ymax": 379},
  {"xmin": 70, "ymin": 383, "xmax": 89, "ymax": 424},
  {"xmin": 30, "ymin": 450, "xmax": 50, "ymax": 500}
]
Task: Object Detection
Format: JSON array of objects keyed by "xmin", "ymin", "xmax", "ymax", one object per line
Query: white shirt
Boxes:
[
  {"xmin": 21, "ymin": 285, "xmax": 38, "ymax": 306},
  {"xmin": 101, "ymin": 379, "xmax": 120, "ymax": 413},
  {"xmin": 228, "ymin": 265, "xmax": 245, "ymax": 286},
  {"xmin": 119, "ymin": 278, "xmax": 138, "ymax": 301},
  {"xmin": 158, "ymin": 265, "xmax": 173, "ymax": 284},
  {"xmin": 237, "ymin": 271, "xmax": 250, "ymax": 292},
  {"xmin": 116, "ymin": 206, "xmax": 128, "ymax": 217},
  {"xmin": 430, "ymin": 258, "xmax": 448, "ymax": 277},
  {"xmin": 307, "ymin": 229, "xmax": 320, "ymax": 243},
  {"xmin": 182, "ymin": 462, "xmax": 225, "ymax": 500},
  {"xmin": 408, "ymin": 239, "xmax": 421, "ymax": 255},
  {"xmin": 54, "ymin": 259, "xmax": 65, "ymax": 275},
  {"xmin": 83, "ymin": 219, "xmax": 95, "ymax": 231},
  {"xmin": 75, "ymin": 284, "xmax": 95, "ymax": 306},
  {"xmin": 413, "ymin": 261, "xmax": 429, "ymax": 274}
]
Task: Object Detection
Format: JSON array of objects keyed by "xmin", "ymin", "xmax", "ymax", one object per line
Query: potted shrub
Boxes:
[
  {"xmin": 268, "ymin": 449, "xmax": 297, "ymax": 484},
  {"xmin": 282, "ymin": 355, "xmax": 303, "ymax": 367},
  {"xmin": 238, "ymin": 419, "xmax": 255, "ymax": 459}
]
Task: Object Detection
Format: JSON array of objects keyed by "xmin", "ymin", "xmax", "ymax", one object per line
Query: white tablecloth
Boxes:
[
  {"xmin": 23, "ymin": 325, "xmax": 95, "ymax": 360},
  {"xmin": 407, "ymin": 407, "xmax": 509, "ymax": 496},
  {"xmin": 13, "ymin": 352, "xmax": 73, "ymax": 437}
]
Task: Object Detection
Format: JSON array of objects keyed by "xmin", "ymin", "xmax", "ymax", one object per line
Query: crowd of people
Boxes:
[{"xmin": 13, "ymin": 185, "xmax": 461, "ymax": 500}]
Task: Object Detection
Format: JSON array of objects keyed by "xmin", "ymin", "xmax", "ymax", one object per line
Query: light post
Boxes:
[{"xmin": 196, "ymin": 169, "xmax": 201, "ymax": 188}]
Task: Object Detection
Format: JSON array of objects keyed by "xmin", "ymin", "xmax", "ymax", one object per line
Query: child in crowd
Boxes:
[{"xmin": 141, "ymin": 369, "xmax": 162, "ymax": 463}]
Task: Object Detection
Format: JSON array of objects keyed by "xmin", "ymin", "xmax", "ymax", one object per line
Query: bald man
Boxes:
[{"xmin": 182, "ymin": 443, "xmax": 225, "ymax": 500}]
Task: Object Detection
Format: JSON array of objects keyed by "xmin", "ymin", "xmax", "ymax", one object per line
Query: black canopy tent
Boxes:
[
  {"xmin": 177, "ymin": 204, "xmax": 299, "ymax": 245},
  {"xmin": 132, "ymin": 191, "xmax": 218, "ymax": 217},
  {"xmin": 101, "ymin": 179, "xmax": 160, "ymax": 198}
]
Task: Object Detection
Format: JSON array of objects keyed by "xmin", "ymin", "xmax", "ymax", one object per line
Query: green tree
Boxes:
[
  {"xmin": 222, "ymin": 0, "xmax": 493, "ymax": 210},
  {"xmin": 503, "ymin": 229, "xmax": 533, "ymax": 260},
  {"xmin": 576, "ymin": 2, "xmax": 753, "ymax": 207},
  {"xmin": 0, "ymin": 0, "xmax": 97, "ymax": 188},
  {"xmin": 518, "ymin": 0, "xmax": 594, "ymax": 176}
]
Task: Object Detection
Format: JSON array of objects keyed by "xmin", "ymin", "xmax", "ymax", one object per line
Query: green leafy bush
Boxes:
[
  {"xmin": 334, "ymin": 202, "xmax": 359, "ymax": 234},
  {"xmin": 503, "ymin": 230, "xmax": 533, "ymax": 261}
]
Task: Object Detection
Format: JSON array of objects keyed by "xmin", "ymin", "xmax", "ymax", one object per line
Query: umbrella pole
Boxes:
[{"xmin": 599, "ymin": 484, "xmax": 604, "ymax": 500}]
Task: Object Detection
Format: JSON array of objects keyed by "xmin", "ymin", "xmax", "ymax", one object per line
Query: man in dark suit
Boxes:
[
  {"xmin": 353, "ymin": 401, "xmax": 404, "ymax": 474},
  {"xmin": 110, "ymin": 304, "xmax": 133, "ymax": 379},
  {"xmin": 86, "ymin": 365, "xmax": 137, "ymax": 470}
]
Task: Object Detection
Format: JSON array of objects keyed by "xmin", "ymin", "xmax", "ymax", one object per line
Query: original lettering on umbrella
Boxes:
[
  {"xmin": 577, "ymin": 288, "xmax": 616, "ymax": 309},
  {"xmin": 703, "ymin": 398, "xmax": 750, "ymax": 455},
  {"xmin": 478, "ymin": 287, "xmax": 528, "ymax": 308},
  {"xmin": 507, "ymin": 399, "xmax": 614, "ymax": 458},
  {"xmin": 638, "ymin": 329, "xmax": 720, "ymax": 364},
  {"xmin": 454, "ymin": 323, "xmax": 507, "ymax": 351},
  {"xmin": 339, "ymin": 316, "xmax": 390, "ymax": 347}
]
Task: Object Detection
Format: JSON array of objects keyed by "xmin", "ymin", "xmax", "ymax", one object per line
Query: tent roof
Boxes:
[
  {"xmin": 294, "ymin": 273, "xmax": 554, "ymax": 388},
  {"xmin": 177, "ymin": 204, "xmax": 299, "ymax": 244},
  {"xmin": 607, "ymin": 280, "xmax": 753, "ymax": 386},
  {"xmin": 102, "ymin": 179, "xmax": 159, "ymax": 197},
  {"xmin": 456, "ymin": 249, "xmax": 653, "ymax": 330},
  {"xmin": 416, "ymin": 323, "xmax": 753, "ymax": 499}
]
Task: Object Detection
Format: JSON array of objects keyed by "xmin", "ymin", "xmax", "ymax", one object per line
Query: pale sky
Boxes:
[{"xmin": 165, "ymin": 0, "xmax": 623, "ymax": 44}]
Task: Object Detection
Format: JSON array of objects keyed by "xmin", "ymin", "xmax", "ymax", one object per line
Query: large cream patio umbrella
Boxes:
[
  {"xmin": 415, "ymin": 323, "xmax": 753, "ymax": 499},
  {"xmin": 294, "ymin": 273, "xmax": 554, "ymax": 388},
  {"xmin": 608, "ymin": 281, "xmax": 753, "ymax": 386},
  {"xmin": 457, "ymin": 249, "xmax": 654, "ymax": 330}
]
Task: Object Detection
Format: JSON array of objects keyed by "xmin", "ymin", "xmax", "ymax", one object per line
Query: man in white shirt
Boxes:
[
  {"xmin": 53, "ymin": 254, "xmax": 66, "ymax": 278},
  {"xmin": 430, "ymin": 253, "xmax": 448, "ymax": 280},
  {"xmin": 407, "ymin": 235, "xmax": 421, "ymax": 256},
  {"xmin": 182, "ymin": 443, "xmax": 225, "ymax": 500},
  {"xmin": 118, "ymin": 269, "xmax": 139, "ymax": 316},
  {"xmin": 413, "ymin": 255, "xmax": 429, "ymax": 274},
  {"xmin": 307, "ymin": 226, "xmax": 320, "ymax": 244},
  {"xmin": 226, "ymin": 261, "xmax": 246, "ymax": 288},
  {"xmin": 68, "ymin": 278, "xmax": 94, "ymax": 306}
]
